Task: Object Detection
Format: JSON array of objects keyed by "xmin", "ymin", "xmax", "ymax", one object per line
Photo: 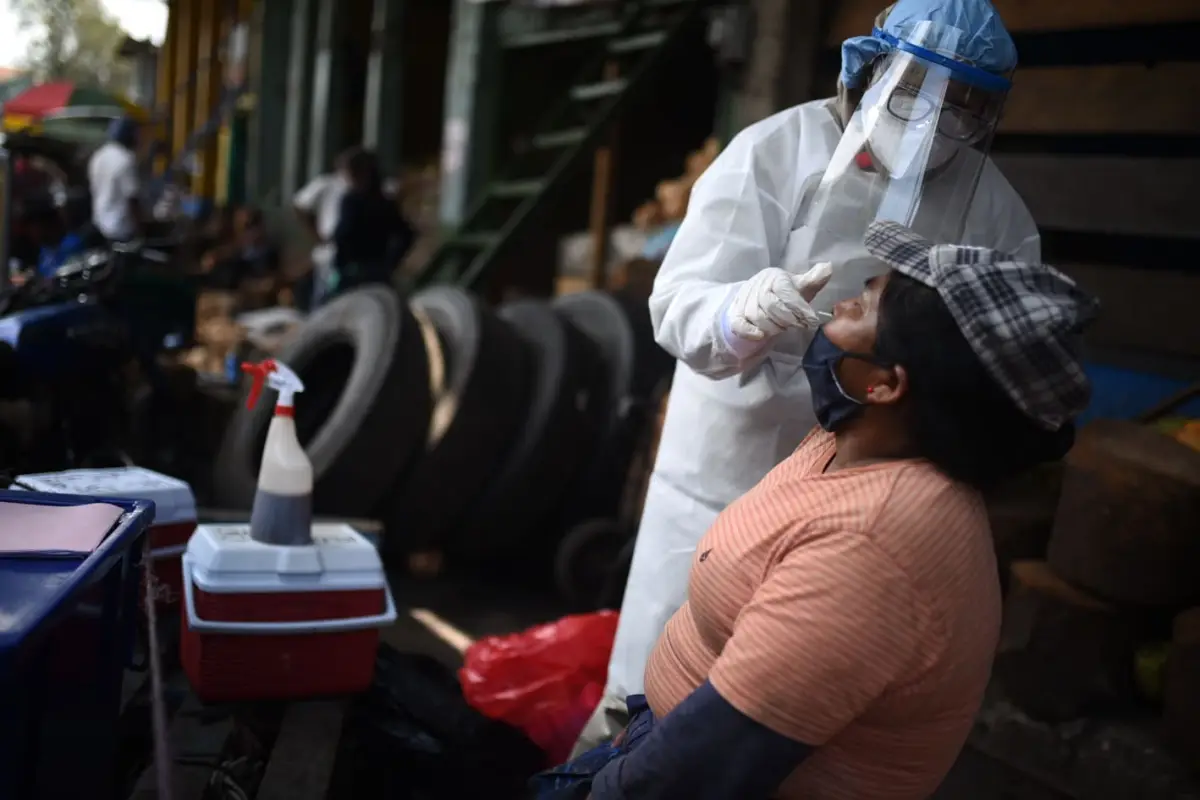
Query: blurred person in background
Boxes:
[
  {"xmin": 88, "ymin": 116, "xmax": 143, "ymax": 244},
  {"xmin": 330, "ymin": 149, "xmax": 414, "ymax": 295},
  {"xmin": 199, "ymin": 206, "xmax": 282, "ymax": 307},
  {"xmin": 26, "ymin": 194, "xmax": 86, "ymax": 279},
  {"xmin": 293, "ymin": 146, "xmax": 359, "ymax": 309}
]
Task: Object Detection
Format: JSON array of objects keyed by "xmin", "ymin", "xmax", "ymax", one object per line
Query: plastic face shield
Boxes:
[{"xmin": 803, "ymin": 23, "xmax": 1010, "ymax": 252}]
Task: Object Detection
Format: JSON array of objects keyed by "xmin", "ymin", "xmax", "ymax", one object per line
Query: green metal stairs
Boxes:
[{"xmin": 412, "ymin": 0, "xmax": 707, "ymax": 291}]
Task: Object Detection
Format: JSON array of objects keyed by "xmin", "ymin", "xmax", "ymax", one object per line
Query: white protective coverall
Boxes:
[{"xmin": 602, "ymin": 97, "xmax": 1041, "ymax": 708}]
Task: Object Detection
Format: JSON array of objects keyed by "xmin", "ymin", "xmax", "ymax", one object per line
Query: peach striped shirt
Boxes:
[{"xmin": 644, "ymin": 429, "xmax": 1001, "ymax": 799}]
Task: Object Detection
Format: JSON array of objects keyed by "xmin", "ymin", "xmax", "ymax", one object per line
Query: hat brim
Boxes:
[{"xmin": 864, "ymin": 220, "xmax": 937, "ymax": 287}]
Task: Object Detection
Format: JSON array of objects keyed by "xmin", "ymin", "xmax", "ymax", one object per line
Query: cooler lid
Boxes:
[
  {"xmin": 186, "ymin": 523, "xmax": 386, "ymax": 592},
  {"xmin": 14, "ymin": 467, "xmax": 197, "ymax": 525}
]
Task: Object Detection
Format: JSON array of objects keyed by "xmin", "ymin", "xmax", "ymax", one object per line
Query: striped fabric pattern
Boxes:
[{"xmin": 644, "ymin": 429, "xmax": 1002, "ymax": 799}]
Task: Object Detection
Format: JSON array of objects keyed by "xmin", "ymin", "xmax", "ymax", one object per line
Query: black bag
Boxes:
[{"xmin": 331, "ymin": 645, "xmax": 544, "ymax": 800}]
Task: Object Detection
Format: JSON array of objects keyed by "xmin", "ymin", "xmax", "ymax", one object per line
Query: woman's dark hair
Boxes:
[
  {"xmin": 345, "ymin": 149, "xmax": 383, "ymax": 195},
  {"xmin": 238, "ymin": 206, "xmax": 264, "ymax": 228},
  {"xmin": 875, "ymin": 272, "xmax": 1075, "ymax": 489}
]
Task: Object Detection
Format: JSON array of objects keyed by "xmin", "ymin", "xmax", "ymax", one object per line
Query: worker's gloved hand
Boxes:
[{"xmin": 725, "ymin": 262, "xmax": 832, "ymax": 342}]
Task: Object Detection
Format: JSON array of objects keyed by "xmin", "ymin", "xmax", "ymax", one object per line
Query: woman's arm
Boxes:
[
  {"xmin": 293, "ymin": 176, "xmax": 329, "ymax": 241},
  {"xmin": 332, "ymin": 193, "xmax": 361, "ymax": 264},
  {"xmin": 593, "ymin": 530, "xmax": 923, "ymax": 799},
  {"xmin": 648, "ymin": 120, "xmax": 803, "ymax": 380},
  {"xmin": 590, "ymin": 682, "xmax": 813, "ymax": 800}
]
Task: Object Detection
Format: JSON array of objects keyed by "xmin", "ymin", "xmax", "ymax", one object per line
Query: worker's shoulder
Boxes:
[
  {"xmin": 89, "ymin": 141, "xmax": 132, "ymax": 169},
  {"xmin": 725, "ymin": 98, "xmax": 837, "ymax": 157}
]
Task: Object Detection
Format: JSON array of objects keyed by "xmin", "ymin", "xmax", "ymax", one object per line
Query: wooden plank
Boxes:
[
  {"xmin": 1057, "ymin": 263, "xmax": 1200, "ymax": 359},
  {"xmin": 128, "ymin": 687, "xmax": 235, "ymax": 800},
  {"xmin": 1002, "ymin": 63, "xmax": 1200, "ymax": 134},
  {"xmin": 994, "ymin": 155, "xmax": 1200, "ymax": 239},
  {"xmin": 256, "ymin": 701, "xmax": 346, "ymax": 800},
  {"xmin": 826, "ymin": 0, "xmax": 1200, "ymax": 47},
  {"xmin": 1047, "ymin": 420, "xmax": 1200, "ymax": 607}
]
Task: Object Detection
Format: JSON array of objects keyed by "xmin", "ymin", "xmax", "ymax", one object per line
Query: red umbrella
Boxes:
[{"xmin": 4, "ymin": 81, "xmax": 143, "ymax": 121}]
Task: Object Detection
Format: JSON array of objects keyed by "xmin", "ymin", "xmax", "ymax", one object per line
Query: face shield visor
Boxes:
[{"xmin": 800, "ymin": 21, "xmax": 1011, "ymax": 305}]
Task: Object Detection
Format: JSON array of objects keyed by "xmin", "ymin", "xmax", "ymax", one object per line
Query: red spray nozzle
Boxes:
[{"xmin": 242, "ymin": 359, "xmax": 278, "ymax": 410}]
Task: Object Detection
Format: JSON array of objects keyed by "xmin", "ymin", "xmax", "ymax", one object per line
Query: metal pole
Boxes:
[
  {"xmin": 438, "ymin": 0, "xmax": 502, "ymax": 229},
  {"xmin": 281, "ymin": 0, "xmax": 317, "ymax": 199},
  {"xmin": 363, "ymin": 0, "xmax": 406, "ymax": 176},
  {"xmin": 307, "ymin": 0, "xmax": 350, "ymax": 180}
]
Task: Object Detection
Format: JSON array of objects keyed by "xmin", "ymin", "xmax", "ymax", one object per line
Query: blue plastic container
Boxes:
[
  {"xmin": 0, "ymin": 490, "xmax": 154, "ymax": 800},
  {"xmin": 1079, "ymin": 361, "xmax": 1200, "ymax": 425},
  {"xmin": 0, "ymin": 301, "xmax": 114, "ymax": 380}
]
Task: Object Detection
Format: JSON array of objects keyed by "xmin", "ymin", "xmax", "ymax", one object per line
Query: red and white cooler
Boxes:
[
  {"xmin": 181, "ymin": 522, "xmax": 397, "ymax": 702},
  {"xmin": 12, "ymin": 467, "xmax": 197, "ymax": 610}
]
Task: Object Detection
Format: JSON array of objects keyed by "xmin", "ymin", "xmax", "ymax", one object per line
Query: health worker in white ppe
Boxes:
[{"xmin": 575, "ymin": 0, "xmax": 1042, "ymax": 752}]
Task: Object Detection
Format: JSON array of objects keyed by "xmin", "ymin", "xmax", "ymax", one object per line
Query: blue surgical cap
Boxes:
[
  {"xmin": 840, "ymin": 0, "xmax": 1018, "ymax": 88},
  {"xmin": 108, "ymin": 115, "xmax": 139, "ymax": 147}
]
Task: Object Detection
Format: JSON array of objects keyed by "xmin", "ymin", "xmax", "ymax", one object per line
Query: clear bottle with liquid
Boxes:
[{"xmin": 242, "ymin": 359, "xmax": 313, "ymax": 546}]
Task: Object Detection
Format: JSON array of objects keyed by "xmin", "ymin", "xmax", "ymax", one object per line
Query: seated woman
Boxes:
[
  {"xmin": 200, "ymin": 207, "xmax": 282, "ymax": 304},
  {"xmin": 534, "ymin": 220, "xmax": 1098, "ymax": 800}
]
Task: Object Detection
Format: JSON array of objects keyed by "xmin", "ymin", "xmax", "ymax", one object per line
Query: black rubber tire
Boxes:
[
  {"xmin": 598, "ymin": 537, "xmax": 636, "ymax": 611},
  {"xmin": 213, "ymin": 286, "xmax": 430, "ymax": 515},
  {"xmin": 386, "ymin": 286, "xmax": 532, "ymax": 561},
  {"xmin": 611, "ymin": 287, "xmax": 674, "ymax": 402},
  {"xmin": 461, "ymin": 300, "xmax": 606, "ymax": 555},
  {"xmin": 552, "ymin": 291, "xmax": 668, "ymax": 524},
  {"xmin": 553, "ymin": 517, "xmax": 631, "ymax": 610},
  {"xmin": 552, "ymin": 291, "xmax": 637, "ymax": 421}
]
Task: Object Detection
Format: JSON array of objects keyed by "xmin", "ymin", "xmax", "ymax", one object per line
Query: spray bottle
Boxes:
[{"xmin": 243, "ymin": 359, "xmax": 313, "ymax": 546}]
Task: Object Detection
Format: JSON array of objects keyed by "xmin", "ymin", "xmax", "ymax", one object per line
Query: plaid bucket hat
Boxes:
[{"xmin": 863, "ymin": 220, "xmax": 1100, "ymax": 431}]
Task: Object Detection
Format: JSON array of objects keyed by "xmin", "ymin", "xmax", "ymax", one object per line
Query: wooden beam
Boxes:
[
  {"xmin": 1057, "ymin": 263, "xmax": 1200, "ymax": 360},
  {"xmin": 193, "ymin": 0, "xmax": 223, "ymax": 198},
  {"xmin": 256, "ymin": 701, "xmax": 346, "ymax": 800},
  {"xmin": 1001, "ymin": 63, "xmax": 1200, "ymax": 134},
  {"xmin": 588, "ymin": 60, "xmax": 620, "ymax": 291},
  {"xmin": 155, "ymin": 4, "xmax": 177, "ymax": 173},
  {"xmin": 994, "ymin": 155, "xmax": 1200, "ymax": 240},
  {"xmin": 171, "ymin": 0, "xmax": 200, "ymax": 161},
  {"xmin": 826, "ymin": 0, "xmax": 1200, "ymax": 47}
]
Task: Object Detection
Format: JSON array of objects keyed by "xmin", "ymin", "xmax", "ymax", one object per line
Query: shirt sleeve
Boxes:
[
  {"xmin": 708, "ymin": 530, "xmax": 924, "ymax": 746},
  {"xmin": 647, "ymin": 118, "xmax": 800, "ymax": 380},
  {"xmin": 591, "ymin": 682, "xmax": 813, "ymax": 800},
  {"xmin": 115, "ymin": 152, "xmax": 140, "ymax": 199},
  {"xmin": 293, "ymin": 175, "xmax": 327, "ymax": 211}
]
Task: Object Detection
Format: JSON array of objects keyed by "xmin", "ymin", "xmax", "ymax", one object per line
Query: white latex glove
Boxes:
[{"xmin": 726, "ymin": 262, "xmax": 833, "ymax": 342}]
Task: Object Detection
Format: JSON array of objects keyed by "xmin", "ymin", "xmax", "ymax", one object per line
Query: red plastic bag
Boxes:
[{"xmin": 459, "ymin": 611, "xmax": 619, "ymax": 765}]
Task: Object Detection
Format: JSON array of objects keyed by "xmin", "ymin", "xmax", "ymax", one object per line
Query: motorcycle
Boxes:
[{"xmin": 0, "ymin": 241, "xmax": 187, "ymax": 473}]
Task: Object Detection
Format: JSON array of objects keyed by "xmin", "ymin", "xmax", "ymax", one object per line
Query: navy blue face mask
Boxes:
[{"xmin": 801, "ymin": 327, "xmax": 893, "ymax": 432}]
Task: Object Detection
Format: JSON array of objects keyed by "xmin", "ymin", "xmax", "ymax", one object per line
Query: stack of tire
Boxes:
[{"xmin": 212, "ymin": 284, "xmax": 673, "ymax": 602}]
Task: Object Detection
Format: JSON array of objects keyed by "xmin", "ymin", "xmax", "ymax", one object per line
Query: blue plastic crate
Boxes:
[
  {"xmin": 0, "ymin": 490, "xmax": 154, "ymax": 800},
  {"xmin": 1079, "ymin": 361, "xmax": 1200, "ymax": 425}
]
